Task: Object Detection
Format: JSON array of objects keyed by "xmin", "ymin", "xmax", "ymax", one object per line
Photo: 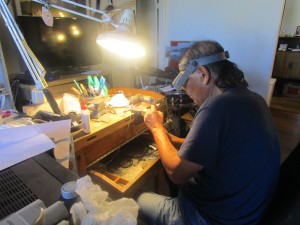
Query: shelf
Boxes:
[
  {"xmin": 279, "ymin": 36, "xmax": 300, "ymax": 40},
  {"xmin": 276, "ymin": 50, "xmax": 300, "ymax": 53}
]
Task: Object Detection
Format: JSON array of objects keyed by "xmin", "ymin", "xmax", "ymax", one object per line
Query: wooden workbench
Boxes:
[
  {"xmin": 22, "ymin": 87, "xmax": 166, "ymax": 197},
  {"xmin": 72, "ymin": 87, "xmax": 166, "ymax": 197}
]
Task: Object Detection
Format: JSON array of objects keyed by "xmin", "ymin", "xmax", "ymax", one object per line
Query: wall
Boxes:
[
  {"xmin": 136, "ymin": 0, "xmax": 157, "ymax": 67},
  {"xmin": 281, "ymin": 0, "xmax": 300, "ymax": 35},
  {"xmin": 157, "ymin": 0, "xmax": 285, "ymax": 99}
]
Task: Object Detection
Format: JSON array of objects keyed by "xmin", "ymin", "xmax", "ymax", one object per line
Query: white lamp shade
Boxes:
[{"xmin": 96, "ymin": 29, "xmax": 146, "ymax": 59}]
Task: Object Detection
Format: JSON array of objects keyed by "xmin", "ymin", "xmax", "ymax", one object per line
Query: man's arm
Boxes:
[
  {"xmin": 165, "ymin": 130, "xmax": 185, "ymax": 149},
  {"xmin": 144, "ymin": 105, "xmax": 202, "ymax": 184}
]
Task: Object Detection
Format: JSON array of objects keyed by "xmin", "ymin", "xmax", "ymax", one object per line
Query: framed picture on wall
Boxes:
[{"xmin": 296, "ymin": 26, "xmax": 300, "ymax": 36}]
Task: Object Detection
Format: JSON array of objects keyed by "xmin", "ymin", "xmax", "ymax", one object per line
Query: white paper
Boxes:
[
  {"xmin": 0, "ymin": 120, "xmax": 71, "ymax": 171},
  {"xmin": 0, "ymin": 133, "xmax": 55, "ymax": 170},
  {"xmin": 0, "ymin": 120, "xmax": 71, "ymax": 147}
]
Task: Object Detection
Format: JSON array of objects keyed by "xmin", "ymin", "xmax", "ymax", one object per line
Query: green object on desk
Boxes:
[
  {"xmin": 73, "ymin": 80, "xmax": 83, "ymax": 94},
  {"xmin": 87, "ymin": 75, "xmax": 94, "ymax": 87},
  {"xmin": 103, "ymin": 85, "xmax": 108, "ymax": 96},
  {"xmin": 93, "ymin": 76, "xmax": 100, "ymax": 91}
]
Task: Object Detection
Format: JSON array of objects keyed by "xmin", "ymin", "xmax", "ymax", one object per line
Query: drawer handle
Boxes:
[{"xmin": 87, "ymin": 135, "xmax": 97, "ymax": 142}]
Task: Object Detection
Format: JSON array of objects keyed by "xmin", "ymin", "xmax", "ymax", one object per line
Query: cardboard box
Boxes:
[{"xmin": 283, "ymin": 83, "xmax": 300, "ymax": 97}]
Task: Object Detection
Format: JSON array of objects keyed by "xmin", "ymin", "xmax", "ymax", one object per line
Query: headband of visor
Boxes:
[{"xmin": 172, "ymin": 51, "xmax": 230, "ymax": 91}]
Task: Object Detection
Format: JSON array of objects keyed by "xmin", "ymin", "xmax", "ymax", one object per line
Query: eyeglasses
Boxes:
[
  {"xmin": 181, "ymin": 71, "xmax": 204, "ymax": 91},
  {"xmin": 174, "ymin": 65, "xmax": 198, "ymax": 91},
  {"xmin": 181, "ymin": 73, "xmax": 191, "ymax": 91},
  {"xmin": 172, "ymin": 63, "xmax": 197, "ymax": 91}
]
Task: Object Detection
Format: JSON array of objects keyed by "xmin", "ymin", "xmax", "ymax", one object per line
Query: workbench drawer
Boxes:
[
  {"xmin": 88, "ymin": 135, "xmax": 161, "ymax": 198},
  {"xmin": 84, "ymin": 121, "xmax": 148, "ymax": 165},
  {"xmin": 74, "ymin": 114, "xmax": 148, "ymax": 176}
]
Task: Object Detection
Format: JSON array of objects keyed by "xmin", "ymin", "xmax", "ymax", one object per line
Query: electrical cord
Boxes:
[
  {"xmin": 10, "ymin": 73, "xmax": 28, "ymax": 112},
  {"xmin": 11, "ymin": 74, "xmax": 23, "ymax": 101}
]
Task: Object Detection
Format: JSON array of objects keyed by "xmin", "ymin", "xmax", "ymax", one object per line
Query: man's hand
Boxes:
[
  {"xmin": 144, "ymin": 105, "xmax": 164, "ymax": 132},
  {"xmin": 144, "ymin": 105, "xmax": 202, "ymax": 184}
]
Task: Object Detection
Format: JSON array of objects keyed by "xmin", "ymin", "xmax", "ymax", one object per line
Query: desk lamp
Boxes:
[
  {"xmin": 0, "ymin": 0, "xmax": 145, "ymax": 113},
  {"xmin": 97, "ymin": 9, "xmax": 146, "ymax": 58}
]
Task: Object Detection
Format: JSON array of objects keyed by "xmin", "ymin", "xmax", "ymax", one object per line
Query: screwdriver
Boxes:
[
  {"xmin": 80, "ymin": 83, "xmax": 88, "ymax": 97},
  {"xmin": 71, "ymin": 87, "xmax": 81, "ymax": 96}
]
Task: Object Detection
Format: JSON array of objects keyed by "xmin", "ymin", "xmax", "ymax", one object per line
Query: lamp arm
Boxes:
[
  {"xmin": 0, "ymin": 0, "xmax": 47, "ymax": 89},
  {"xmin": 33, "ymin": 0, "xmax": 112, "ymax": 23}
]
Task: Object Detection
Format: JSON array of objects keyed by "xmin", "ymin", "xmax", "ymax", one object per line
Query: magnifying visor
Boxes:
[{"xmin": 172, "ymin": 51, "xmax": 230, "ymax": 91}]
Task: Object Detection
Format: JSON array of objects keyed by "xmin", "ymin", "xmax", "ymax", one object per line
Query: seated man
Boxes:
[{"xmin": 136, "ymin": 40, "xmax": 280, "ymax": 225}]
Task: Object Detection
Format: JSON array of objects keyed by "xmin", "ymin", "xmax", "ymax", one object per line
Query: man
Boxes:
[{"xmin": 136, "ymin": 40, "xmax": 280, "ymax": 225}]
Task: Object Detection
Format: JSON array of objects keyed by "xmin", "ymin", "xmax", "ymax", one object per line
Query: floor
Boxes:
[{"xmin": 269, "ymin": 96, "xmax": 300, "ymax": 162}]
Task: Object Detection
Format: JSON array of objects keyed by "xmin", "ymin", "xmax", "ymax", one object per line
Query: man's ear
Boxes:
[{"xmin": 198, "ymin": 66, "xmax": 211, "ymax": 85}]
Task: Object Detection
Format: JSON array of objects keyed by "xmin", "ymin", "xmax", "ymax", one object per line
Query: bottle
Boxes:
[
  {"xmin": 81, "ymin": 99, "xmax": 91, "ymax": 133},
  {"xmin": 60, "ymin": 181, "xmax": 80, "ymax": 211}
]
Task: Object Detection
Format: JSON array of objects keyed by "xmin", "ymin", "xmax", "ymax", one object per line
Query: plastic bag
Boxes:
[
  {"xmin": 71, "ymin": 175, "xmax": 139, "ymax": 225},
  {"xmin": 62, "ymin": 93, "xmax": 81, "ymax": 115}
]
